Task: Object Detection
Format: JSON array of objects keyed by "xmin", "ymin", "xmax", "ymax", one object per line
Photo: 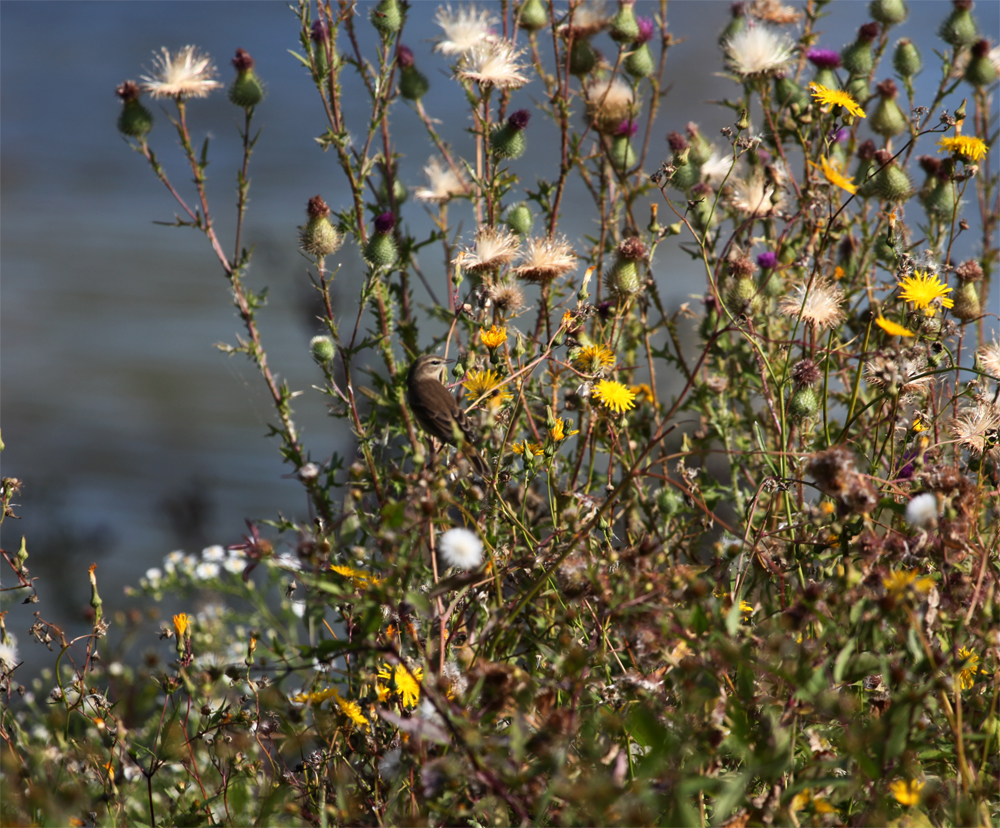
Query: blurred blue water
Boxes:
[{"xmin": 1, "ymin": 1, "xmax": 996, "ymax": 650}]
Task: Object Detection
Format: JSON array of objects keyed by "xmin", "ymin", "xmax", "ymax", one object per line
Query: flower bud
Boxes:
[
  {"xmin": 893, "ymin": 38, "xmax": 922, "ymax": 78},
  {"xmin": 788, "ymin": 386, "xmax": 820, "ymax": 421},
  {"xmin": 686, "ymin": 123, "xmax": 713, "ymax": 166},
  {"xmin": 965, "ymin": 39, "xmax": 998, "ymax": 87},
  {"xmin": 610, "ymin": 1, "xmax": 640, "ymax": 42},
  {"xmin": 569, "ymin": 39, "xmax": 598, "ymax": 75},
  {"xmin": 517, "ymin": 0, "xmax": 548, "ymax": 31},
  {"xmin": 371, "ymin": 0, "xmax": 403, "ymax": 36},
  {"xmin": 491, "ymin": 109, "xmax": 531, "ymax": 159},
  {"xmin": 717, "ymin": 2, "xmax": 746, "ymax": 46},
  {"xmin": 921, "ymin": 176, "xmax": 956, "ymax": 221},
  {"xmin": 311, "ymin": 19, "xmax": 333, "ymax": 78},
  {"xmin": 610, "ymin": 123, "xmax": 637, "ymax": 172},
  {"xmin": 229, "ymin": 49, "xmax": 264, "ymax": 109},
  {"xmin": 727, "ymin": 276, "xmax": 762, "ymax": 317},
  {"xmin": 506, "ymin": 203, "xmax": 534, "ymax": 235},
  {"xmin": 871, "ymin": 160, "xmax": 911, "ymax": 202},
  {"xmin": 845, "ymin": 75, "xmax": 870, "ymax": 105},
  {"xmin": 116, "ymin": 81, "xmax": 153, "ymax": 137},
  {"xmin": 841, "ymin": 26, "xmax": 876, "ymax": 76},
  {"xmin": 310, "ymin": 335, "xmax": 336, "ymax": 363},
  {"xmin": 869, "ymin": 0, "xmax": 907, "ymax": 26},
  {"xmin": 397, "ymin": 46, "xmax": 430, "ymax": 99},
  {"xmin": 938, "ymin": 0, "xmax": 978, "ymax": 47},
  {"xmin": 299, "ymin": 196, "xmax": 343, "ymax": 258},
  {"xmin": 870, "ymin": 79, "xmax": 907, "ymax": 137},
  {"xmin": 812, "ymin": 65, "xmax": 840, "ymax": 91},
  {"xmin": 364, "ymin": 212, "xmax": 398, "ymax": 267},
  {"xmin": 624, "ymin": 41, "xmax": 654, "ymax": 77},
  {"xmin": 605, "ymin": 237, "xmax": 647, "ymax": 300},
  {"xmin": 951, "ymin": 280, "xmax": 980, "ymax": 321}
]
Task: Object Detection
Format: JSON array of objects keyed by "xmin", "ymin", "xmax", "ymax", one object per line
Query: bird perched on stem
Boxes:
[{"xmin": 406, "ymin": 355, "xmax": 490, "ymax": 477}]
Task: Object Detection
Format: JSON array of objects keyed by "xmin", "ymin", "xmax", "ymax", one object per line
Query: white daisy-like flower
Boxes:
[
  {"xmin": 434, "ymin": 4, "xmax": 498, "ymax": 56},
  {"xmin": 414, "ymin": 157, "xmax": 468, "ymax": 203},
  {"xmin": 778, "ymin": 277, "xmax": 845, "ymax": 330},
  {"xmin": 0, "ymin": 636, "xmax": 20, "ymax": 671},
  {"xmin": 439, "ymin": 527, "xmax": 484, "ymax": 570},
  {"xmin": 145, "ymin": 567, "xmax": 163, "ymax": 585},
  {"xmin": 511, "ymin": 235, "xmax": 578, "ymax": 283},
  {"xmin": 181, "ymin": 554, "xmax": 199, "ymax": 575},
  {"xmin": 454, "ymin": 225, "xmax": 521, "ymax": 273},
  {"xmin": 724, "ymin": 24, "xmax": 793, "ymax": 77},
  {"xmin": 730, "ymin": 170, "xmax": 783, "ymax": 217},
  {"xmin": 141, "ymin": 46, "xmax": 222, "ymax": 100},
  {"xmin": 458, "ymin": 40, "xmax": 530, "ymax": 90},
  {"xmin": 202, "ymin": 544, "xmax": 226, "ymax": 562},
  {"xmin": 223, "ymin": 549, "xmax": 247, "ymax": 574},
  {"xmin": 701, "ymin": 149, "xmax": 737, "ymax": 187},
  {"xmin": 163, "ymin": 549, "xmax": 185, "ymax": 574},
  {"xmin": 194, "ymin": 561, "xmax": 220, "ymax": 580},
  {"xmin": 905, "ymin": 492, "xmax": 938, "ymax": 530}
]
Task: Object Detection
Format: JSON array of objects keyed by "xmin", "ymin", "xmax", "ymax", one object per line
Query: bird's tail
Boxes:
[{"xmin": 463, "ymin": 445, "xmax": 491, "ymax": 478}]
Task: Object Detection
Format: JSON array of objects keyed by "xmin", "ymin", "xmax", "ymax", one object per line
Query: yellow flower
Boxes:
[
  {"xmin": 462, "ymin": 369, "xmax": 513, "ymax": 410},
  {"xmin": 816, "ymin": 156, "xmax": 857, "ymax": 195},
  {"xmin": 377, "ymin": 663, "xmax": 424, "ymax": 708},
  {"xmin": 561, "ymin": 311, "xmax": 576, "ymax": 329},
  {"xmin": 549, "ymin": 418, "xmax": 579, "ymax": 442},
  {"xmin": 172, "ymin": 613, "xmax": 189, "ymax": 637},
  {"xmin": 883, "ymin": 569, "xmax": 935, "ymax": 598},
  {"xmin": 739, "ymin": 600, "xmax": 754, "ymax": 615},
  {"xmin": 937, "ymin": 135, "xmax": 987, "ymax": 162},
  {"xmin": 480, "ymin": 325, "xmax": 508, "ymax": 350},
  {"xmin": 833, "ymin": 266, "xmax": 845, "ymax": 280},
  {"xmin": 592, "ymin": 380, "xmax": 636, "ymax": 414},
  {"xmin": 809, "ymin": 82, "xmax": 866, "ymax": 119},
  {"xmin": 330, "ymin": 564, "xmax": 384, "ymax": 589},
  {"xmin": 630, "ymin": 383, "xmax": 654, "ymax": 403},
  {"xmin": 331, "ymin": 689, "xmax": 369, "ymax": 730},
  {"xmin": 897, "ymin": 270, "xmax": 954, "ymax": 316},
  {"xmin": 911, "ymin": 414, "xmax": 928, "ymax": 433},
  {"xmin": 289, "ymin": 686, "xmax": 339, "ymax": 705},
  {"xmin": 819, "ymin": 501, "xmax": 836, "ymax": 515},
  {"xmin": 958, "ymin": 646, "xmax": 983, "ymax": 690},
  {"xmin": 889, "ymin": 779, "xmax": 924, "ymax": 807},
  {"xmin": 875, "ymin": 315, "xmax": 915, "ymax": 337},
  {"xmin": 572, "ymin": 343, "xmax": 616, "ymax": 372},
  {"xmin": 512, "ymin": 440, "xmax": 544, "ymax": 455}
]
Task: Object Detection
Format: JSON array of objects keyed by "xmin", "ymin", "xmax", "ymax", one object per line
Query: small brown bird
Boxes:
[{"xmin": 406, "ymin": 354, "xmax": 490, "ymax": 477}]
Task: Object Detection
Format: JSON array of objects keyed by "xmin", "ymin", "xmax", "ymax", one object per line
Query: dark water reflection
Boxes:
[{"xmin": 1, "ymin": 1, "xmax": 995, "ymax": 661}]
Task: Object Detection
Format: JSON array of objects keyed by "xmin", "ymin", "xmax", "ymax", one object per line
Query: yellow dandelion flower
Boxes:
[
  {"xmin": 911, "ymin": 414, "xmax": 928, "ymax": 433},
  {"xmin": 833, "ymin": 266, "xmax": 845, "ymax": 280},
  {"xmin": 958, "ymin": 646, "xmax": 984, "ymax": 690},
  {"xmin": 512, "ymin": 440, "xmax": 544, "ymax": 455},
  {"xmin": 480, "ymin": 325, "xmax": 508, "ymax": 350},
  {"xmin": 630, "ymin": 383, "xmax": 654, "ymax": 403},
  {"xmin": 593, "ymin": 380, "xmax": 636, "ymax": 414},
  {"xmin": 572, "ymin": 344, "xmax": 616, "ymax": 372},
  {"xmin": 379, "ymin": 663, "xmax": 423, "ymax": 708},
  {"xmin": 289, "ymin": 686, "xmax": 340, "ymax": 705},
  {"xmin": 172, "ymin": 613, "xmax": 189, "ymax": 637},
  {"xmin": 739, "ymin": 601, "xmax": 755, "ymax": 615},
  {"xmin": 875, "ymin": 315, "xmax": 915, "ymax": 337},
  {"xmin": 549, "ymin": 418, "xmax": 579, "ymax": 442},
  {"xmin": 897, "ymin": 270, "xmax": 954, "ymax": 316},
  {"xmin": 937, "ymin": 135, "xmax": 987, "ymax": 162},
  {"xmin": 462, "ymin": 368, "xmax": 513, "ymax": 410},
  {"xmin": 883, "ymin": 569, "xmax": 935, "ymax": 598},
  {"xmin": 331, "ymin": 689, "xmax": 369, "ymax": 730},
  {"xmin": 809, "ymin": 82, "xmax": 866, "ymax": 119},
  {"xmin": 889, "ymin": 779, "xmax": 924, "ymax": 807},
  {"xmin": 561, "ymin": 311, "xmax": 576, "ymax": 329},
  {"xmin": 330, "ymin": 564, "xmax": 384, "ymax": 589},
  {"xmin": 819, "ymin": 500, "xmax": 836, "ymax": 515},
  {"xmin": 815, "ymin": 156, "xmax": 857, "ymax": 195}
]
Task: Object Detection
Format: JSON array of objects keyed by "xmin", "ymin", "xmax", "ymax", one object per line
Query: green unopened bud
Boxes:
[
  {"xmin": 399, "ymin": 65, "xmax": 429, "ymax": 99},
  {"xmin": 506, "ymin": 203, "xmax": 533, "ymax": 235},
  {"xmin": 517, "ymin": 0, "xmax": 548, "ymax": 31},
  {"xmin": 229, "ymin": 50, "xmax": 264, "ymax": 109},
  {"xmin": 893, "ymin": 38, "xmax": 922, "ymax": 78},
  {"xmin": 610, "ymin": 2, "xmax": 640, "ymax": 42},
  {"xmin": 310, "ymin": 335, "xmax": 336, "ymax": 363},
  {"xmin": 569, "ymin": 38, "xmax": 598, "ymax": 75},
  {"xmin": 491, "ymin": 110, "xmax": 531, "ymax": 159},
  {"xmin": 922, "ymin": 177, "xmax": 957, "ymax": 221},
  {"xmin": 869, "ymin": 0, "xmax": 907, "ymax": 26},
  {"xmin": 954, "ymin": 97, "xmax": 967, "ymax": 123},
  {"xmin": 938, "ymin": 2, "xmax": 978, "ymax": 47},
  {"xmin": 605, "ymin": 258, "xmax": 642, "ymax": 300},
  {"xmin": 841, "ymin": 40, "xmax": 874, "ymax": 77},
  {"xmin": 774, "ymin": 75, "xmax": 808, "ymax": 110},
  {"xmin": 657, "ymin": 487, "xmax": 682, "ymax": 517},
  {"xmin": 364, "ymin": 212, "xmax": 398, "ymax": 268},
  {"xmin": 812, "ymin": 67, "xmax": 840, "ymax": 91},
  {"xmin": 846, "ymin": 75, "xmax": 870, "ymax": 104},
  {"xmin": 371, "ymin": 0, "xmax": 402, "ymax": 35},
  {"xmin": 115, "ymin": 81, "xmax": 153, "ymax": 137},
  {"xmin": 624, "ymin": 42, "xmax": 654, "ymax": 78},
  {"xmin": 717, "ymin": 6, "xmax": 746, "ymax": 46},
  {"xmin": 788, "ymin": 386, "xmax": 820, "ymax": 421},
  {"xmin": 872, "ymin": 163, "xmax": 911, "ymax": 202},
  {"xmin": 727, "ymin": 276, "xmax": 762, "ymax": 317},
  {"xmin": 512, "ymin": 333, "xmax": 527, "ymax": 358},
  {"xmin": 951, "ymin": 279, "xmax": 980, "ymax": 321},
  {"xmin": 736, "ymin": 109, "xmax": 750, "ymax": 131},
  {"xmin": 299, "ymin": 196, "xmax": 343, "ymax": 258},
  {"xmin": 870, "ymin": 83, "xmax": 908, "ymax": 137},
  {"xmin": 965, "ymin": 42, "xmax": 997, "ymax": 87},
  {"xmin": 610, "ymin": 134, "xmax": 637, "ymax": 172}
]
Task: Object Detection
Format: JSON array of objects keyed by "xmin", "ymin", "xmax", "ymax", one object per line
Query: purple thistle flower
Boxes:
[
  {"xmin": 311, "ymin": 18, "xmax": 329, "ymax": 43},
  {"xmin": 616, "ymin": 119, "xmax": 639, "ymax": 137},
  {"xmin": 831, "ymin": 127, "xmax": 849, "ymax": 143},
  {"xmin": 396, "ymin": 44, "xmax": 415, "ymax": 69},
  {"xmin": 807, "ymin": 48, "xmax": 841, "ymax": 69},
  {"xmin": 508, "ymin": 109, "xmax": 531, "ymax": 130},
  {"xmin": 636, "ymin": 16, "xmax": 655, "ymax": 44},
  {"xmin": 374, "ymin": 212, "xmax": 396, "ymax": 234},
  {"xmin": 896, "ymin": 447, "xmax": 924, "ymax": 480},
  {"xmin": 757, "ymin": 251, "xmax": 778, "ymax": 269}
]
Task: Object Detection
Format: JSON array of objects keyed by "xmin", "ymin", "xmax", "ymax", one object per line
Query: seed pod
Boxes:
[{"xmin": 951, "ymin": 280, "xmax": 980, "ymax": 321}]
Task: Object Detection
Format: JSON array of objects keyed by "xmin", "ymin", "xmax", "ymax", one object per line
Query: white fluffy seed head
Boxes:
[
  {"xmin": 439, "ymin": 527, "xmax": 484, "ymax": 570},
  {"xmin": 905, "ymin": 492, "xmax": 939, "ymax": 530}
]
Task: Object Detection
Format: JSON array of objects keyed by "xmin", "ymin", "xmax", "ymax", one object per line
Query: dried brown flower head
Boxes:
[{"xmin": 778, "ymin": 277, "xmax": 846, "ymax": 330}]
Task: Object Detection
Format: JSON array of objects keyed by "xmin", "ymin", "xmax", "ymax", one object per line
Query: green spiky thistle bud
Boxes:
[
  {"xmin": 364, "ymin": 212, "xmax": 398, "ymax": 268},
  {"xmin": 870, "ymin": 149, "xmax": 912, "ymax": 202},
  {"xmin": 605, "ymin": 236, "xmax": 647, "ymax": 300},
  {"xmin": 938, "ymin": 0, "xmax": 978, "ymax": 47},
  {"xmin": 610, "ymin": 121, "xmax": 638, "ymax": 172},
  {"xmin": 869, "ymin": 0, "xmax": 907, "ymax": 26},
  {"xmin": 229, "ymin": 49, "xmax": 264, "ymax": 109},
  {"xmin": 686, "ymin": 122, "xmax": 713, "ymax": 165},
  {"xmin": 922, "ymin": 175, "xmax": 957, "ymax": 222},
  {"xmin": 846, "ymin": 75, "xmax": 870, "ymax": 105},
  {"xmin": 311, "ymin": 19, "xmax": 333, "ymax": 79},
  {"xmin": 717, "ymin": 3, "xmax": 746, "ymax": 47},
  {"xmin": 625, "ymin": 42, "xmax": 654, "ymax": 77},
  {"xmin": 299, "ymin": 196, "xmax": 343, "ymax": 258},
  {"xmin": 727, "ymin": 276, "xmax": 762, "ymax": 317},
  {"xmin": 788, "ymin": 386, "xmax": 820, "ymax": 421},
  {"xmin": 893, "ymin": 38, "xmax": 922, "ymax": 77},
  {"xmin": 517, "ymin": 0, "xmax": 548, "ymax": 31},
  {"xmin": 609, "ymin": 1, "xmax": 640, "ymax": 42},
  {"xmin": 371, "ymin": 0, "xmax": 403, "ymax": 36},
  {"xmin": 774, "ymin": 74, "xmax": 808, "ymax": 110},
  {"xmin": 870, "ymin": 79, "xmax": 908, "ymax": 137},
  {"xmin": 491, "ymin": 109, "xmax": 531, "ymax": 159},
  {"xmin": 951, "ymin": 279, "xmax": 981, "ymax": 321},
  {"xmin": 841, "ymin": 23, "xmax": 879, "ymax": 76},
  {"xmin": 396, "ymin": 45, "xmax": 429, "ymax": 100},
  {"xmin": 965, "ymin": 39, "xmax": 998, "ymax": 87},
  {"xmin": 310, "ymin": 335, "xmax": 336, "ymax": 363},
  {"xmin": 569, "ymin": 38, "xmax": 598, "ymax": 75},
  {"xmin": 812, "ymin": 66, "xmax": 840, "ymax": 91},
  {"xmin": 116, "ymin": 81, "xmax": 153, "ymax": 137},
  {"xmin": 506, "ymin": 203, "xmax": 533, "ymax": 235}
]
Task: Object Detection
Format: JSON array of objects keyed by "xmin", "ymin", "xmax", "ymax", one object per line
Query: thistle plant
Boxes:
[{"xmin": 2, "ymin": 1, "xmax": 998, "ymax": 826}]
